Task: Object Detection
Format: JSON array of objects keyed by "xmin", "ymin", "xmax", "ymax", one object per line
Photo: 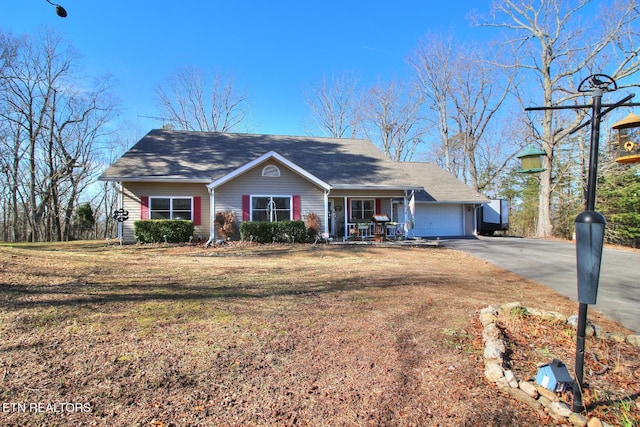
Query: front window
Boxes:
[
  {"xmin": 252, "ymin": 196, "xmax": 291, "ymax": 222},
  {"xmin": 350, "ymin": 199, "xmax": 375, "ymax": 221},
  {"xmin": 150, "ymin": 197, "xmax": 192, "ymax": 220}
]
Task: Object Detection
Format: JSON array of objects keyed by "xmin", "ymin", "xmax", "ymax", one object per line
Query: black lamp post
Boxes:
[
  {"xmin": 525, "ymin": 74, "xmax": 640, "ymax": 413},
  {"xmin": 45, "ymin": 0, "xmax": 67, "ymax": 17}
]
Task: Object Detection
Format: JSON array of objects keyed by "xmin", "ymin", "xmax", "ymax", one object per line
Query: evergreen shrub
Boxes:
[{"xmin": 134, "ymin": 220, "xmax": 194, "ymax": 243}]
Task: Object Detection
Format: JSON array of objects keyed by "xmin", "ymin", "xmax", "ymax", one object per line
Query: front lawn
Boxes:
[{"xmin": 0, "ymin": 242, "xmax": 630, "ymax": 426}]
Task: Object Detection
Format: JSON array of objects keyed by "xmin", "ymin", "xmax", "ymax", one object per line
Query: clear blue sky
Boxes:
[{"xmin": 4, "ymin": 0, "xmax": 495, "ymax": 138}]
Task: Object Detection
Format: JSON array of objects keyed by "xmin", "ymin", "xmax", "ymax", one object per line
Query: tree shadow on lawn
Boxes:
[{"xmin": 0, "ymin": 272, "xmax": 460, "ymax": 311}]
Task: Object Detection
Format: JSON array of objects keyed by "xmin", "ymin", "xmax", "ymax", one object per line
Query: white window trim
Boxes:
[
  {"xmin": 350, "ymin": 198, "xmax": 375, "ymax": 220},
  {"xmin": 149, "ymin": 196, "xmax": 193, "ymax": 220},
  {"xmin": 250, "ymin": 195, "xmax": 292, "ymax": 222},
  {"xmin": 262, "ymin": 165, "xmax": 281, "ymax": 177}
]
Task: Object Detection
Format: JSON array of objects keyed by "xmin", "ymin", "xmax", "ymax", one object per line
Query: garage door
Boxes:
[{"xmin": 413, "ymin": 204, "xmax": 463, "ymax": 237}]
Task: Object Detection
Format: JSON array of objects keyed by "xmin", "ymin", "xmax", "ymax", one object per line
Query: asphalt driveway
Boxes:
[{"xmin": 442, "ymin": 236, "xmax": 639, "ymax": 333}]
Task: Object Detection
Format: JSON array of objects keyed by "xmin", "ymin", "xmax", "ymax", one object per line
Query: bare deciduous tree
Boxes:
[
  {"xmin": 303, "ymin": 72, "xmax": 363, "ymax": 138},
  {"xmin": 156, "ymin": 66, "xmax": 251, "ymax": 133},
  {"xmin": 409, "ymin": 32, "xmax": 456, "ymax": 171},
  {"xmin": 410, "ymin": 32, "xmax": 515, "ymax": 192},
  {"xmin": 0, "ymin": 28, "xmax": 116, "ymax": 242},
  {"xmin": 475, "ymin": 0, "xmax": 640, "ymax": 237},
  {"xmin": 362, "ymin": 80, "xmax": 425, "ymax": 162}
]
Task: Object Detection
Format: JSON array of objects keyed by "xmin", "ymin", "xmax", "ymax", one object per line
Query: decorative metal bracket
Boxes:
[{"xmin": 578, "ymin": 74, "xmax": 617, "ymax": 93}]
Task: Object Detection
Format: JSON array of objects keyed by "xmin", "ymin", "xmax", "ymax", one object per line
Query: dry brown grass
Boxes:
[{"xmin": 0, "ymin": 241, "xmax": 635, "ymax": 426}]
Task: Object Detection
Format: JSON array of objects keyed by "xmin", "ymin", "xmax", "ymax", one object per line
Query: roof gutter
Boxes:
[
  {"xmin": 330, "ymin": 184, "xmax": 423, "ymax": 191},
  {"xmin": 99, "ymin": 176, "xmax": 213, "ymax": 183}
]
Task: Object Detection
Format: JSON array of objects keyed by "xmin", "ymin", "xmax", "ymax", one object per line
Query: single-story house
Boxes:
[{"xmin": 99, "ymin": 129, "xmax": 489, "ymax": 243}]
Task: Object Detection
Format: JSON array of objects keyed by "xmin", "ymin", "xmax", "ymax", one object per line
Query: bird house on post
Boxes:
[
  {"xmin": 612, "ymin": 112, "xmax": 640, "ymax": 164},
  {"xmin": 535, "ymin": 359, "xmax": 574, "ymax": 393},
  {"xmin": 516, "ymin": 145, "xmax": 547, "ymax": 173}
]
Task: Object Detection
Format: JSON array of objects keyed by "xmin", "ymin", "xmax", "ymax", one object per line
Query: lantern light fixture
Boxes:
[{"xmin": 45, "ymin": 0, "xmax": 67, "ymax": 18}]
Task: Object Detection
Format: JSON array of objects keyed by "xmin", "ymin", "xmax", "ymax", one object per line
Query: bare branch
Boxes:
[{"xmin": 156, "ymin": 66, "xmax": 251, "ymax": 133}]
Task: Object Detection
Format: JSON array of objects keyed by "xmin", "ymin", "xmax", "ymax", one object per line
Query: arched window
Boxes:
[{"xmin": 262, "ymin": 165, "xmax": 281, "ymax": 177}]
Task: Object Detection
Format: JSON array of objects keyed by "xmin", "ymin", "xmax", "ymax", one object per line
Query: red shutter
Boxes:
[
  {"xmin": 242, "ymin": 195, "xmax": 250, "ymax": 221},
  {"xmin": 292, "ymin": 195, "xmax": 301, "ymax": 220},
  {"xmin": 346, "ymin": 198, "xmax": 351, "ymax": 220},
  {"xmin": 140, "ymin": 196, "xmax": 149, "ymax": 220},
  {"xmin": 193, "ymin": 196, "xmax": 201, "ymax": 225},
  {"xmin": 375, "ymin": 198, "xmax": 381, "ymax": 215}
]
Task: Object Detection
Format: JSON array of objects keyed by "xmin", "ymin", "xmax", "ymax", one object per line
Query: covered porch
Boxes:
[{"xmin": 326, "ymin": 190, "xmax": 411, "ymax": 241}]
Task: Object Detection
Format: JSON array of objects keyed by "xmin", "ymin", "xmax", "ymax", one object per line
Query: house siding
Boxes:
[
  {"xmin": 121, "ymin": 182, "xmax": 210, "ymax": 243},
  {"xmin": 213, "ymin": 161, "xmax": 326, "ymax": 235}
]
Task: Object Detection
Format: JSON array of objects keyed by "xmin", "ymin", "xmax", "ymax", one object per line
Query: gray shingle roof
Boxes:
[
  {"xmin": 396, "ymin": 162, "xmax": 489, "ymax": 203},
  {"xmin": 100, "ymin": 129, "xmax": 488, "ymax": 203}
]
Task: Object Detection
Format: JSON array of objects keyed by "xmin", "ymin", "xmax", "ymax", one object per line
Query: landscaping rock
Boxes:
[
  {"xmin": 567, "ymin": 314, "xmax": 597, "ymax": 334},
  {"xmin": 495, "ymin": 376, "xmax": 511, "ymax": 393},
  {"xmin": 479, "ymin": 311, "xmax": 498, "ymax": 327},
  {"xmin": 541, "ymin": 310, "xmax": 566, "ymax": 322},
  {"xmin": 608, "ymin": 332, "xmax": 626, "ymax": 343},
  {"xmin": 484, "ymin": 337, "xmax": 505, "ymax": 359},
  {"xmin": 538, "ymin": 395, "xmax": 551, "ymax": 409},
  {"xmin": 586, "ymin": 417, "xmax": 604, "ymax": 427},
  {"xmin": 526, "ymin": 307, "xmax": 542, "ymax": 317},
  {"xmin": 484, "ymin": 361, "xmax": 504, "ymax": 382},
  {"xmin": 625, "ymin": 334, "xmax": 640, "ymax": 346},
  {"xmin": 504, "ymin": 369, "xmax": 518, "ymax": 388},
  {"xmin": 501, "ymin": 301, "xmax": 522, "ymax": 312},
  {"xmin": 479, "ymin": 303, "xmax": 636, "ymax": 426},
  {"xmin": 508, "ymin": 387, "xmax": 542, "ymax": 410},
  {"xmin": 479, "ymin": 307, "xmax": 498, "ymax": 326},
  {"xmin": 519, "ymin": 380, "xmax": 538, "ymax": 399},
  {"xmin": 569, "ymin": 412, "xmax": 588, "ymax": 426},
  {"xmin": 482, "ymin": 323, "xmax": 501, "ymax": 341},
  {"xmin": 549, "ymin": 401, "xmax": 572, "ymax": 418},
  {"xmin": 536, "ymin": 385, "xmax": 559, "ymax": 402},
  {"xmin": 479, "ymin": 306, "xmax": 498, "ymax": 316}
]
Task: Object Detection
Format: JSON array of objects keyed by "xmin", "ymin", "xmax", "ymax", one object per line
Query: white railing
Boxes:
[
  {"xmin": 347, "ymin": 222, "xmax": 374, "ymax": 239},
  {"xmin": 346, "ymin": 222, "xmax": 405, "ymax": 240},
  {"xmin": 385, "ymin": 222, "xmax": 405, "ymax": 238}
]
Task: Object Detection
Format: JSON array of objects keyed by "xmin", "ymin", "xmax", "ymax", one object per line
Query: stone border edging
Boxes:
[{"xmin": 480, "ymin": 302, "xmax": 640, "ymax": 427}]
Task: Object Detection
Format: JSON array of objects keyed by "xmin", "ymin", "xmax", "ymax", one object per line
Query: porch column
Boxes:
[
  {"xmin": 403, "ymin": 190, "xmax": 409, "ymax": 237},
  {"xmin": 209, "ymin": 187, "xmax": 215, "ymax": 239},
  {"xmin": 323, "ymin": 190, "xmax": 329, "ymax": 235},
  {"xmin": 344, "ymin": 196, "xmax": 348, "ymax": 239}
]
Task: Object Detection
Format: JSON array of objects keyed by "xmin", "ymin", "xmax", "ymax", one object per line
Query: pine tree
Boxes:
[{"xmin": 598, "ymin": 165, "xmax": 640, "ymax": 248}]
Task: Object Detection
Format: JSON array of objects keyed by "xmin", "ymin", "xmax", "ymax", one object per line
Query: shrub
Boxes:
[
  {"xmin": 304, "ymin": 212, "xmax": 320, "ymax": 240},
  {"xmin": 134, "ymin": 220, "xmax": 194, "ymax": 243},
  {"xmin": 239, "ymin": 220, "xmax": 308, "ymax": 243},
  {"xmin": 214, "ymin": 211, "xmax": 238, "ymax": 240}
]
